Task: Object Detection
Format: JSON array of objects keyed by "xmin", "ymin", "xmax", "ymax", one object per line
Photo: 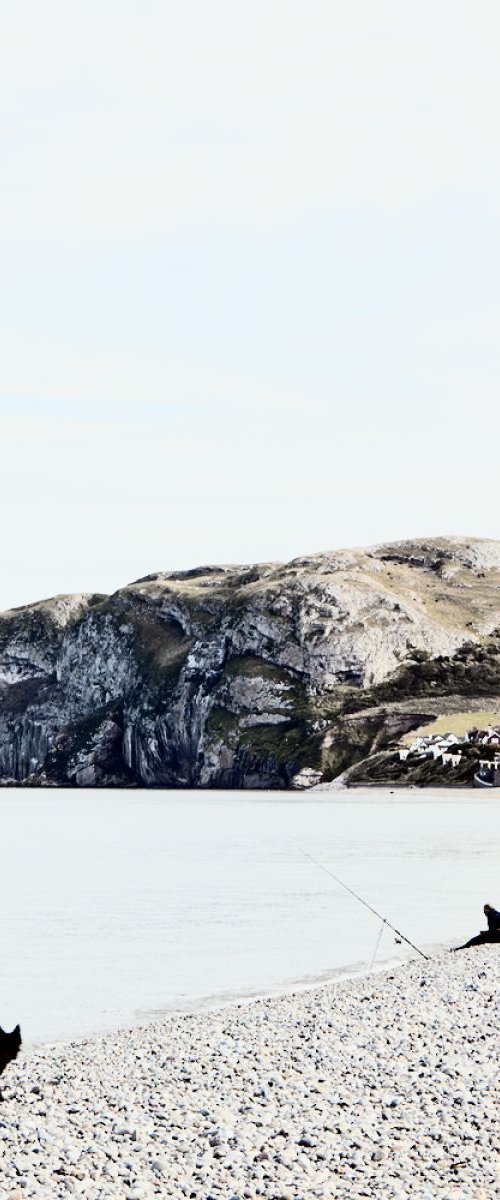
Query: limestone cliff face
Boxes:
[{"xmin": 2, "ymin": 536, "xmax": 500, "ymax": 788}]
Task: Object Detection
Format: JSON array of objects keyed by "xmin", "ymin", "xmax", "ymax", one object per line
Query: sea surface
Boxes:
[{"xmin": 1, "ymin": 788, "xmax": 499, "ymax": 1044}]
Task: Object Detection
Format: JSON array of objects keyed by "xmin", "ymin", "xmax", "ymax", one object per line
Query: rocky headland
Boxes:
[{"xmin": 2, "ymin": 536, "xmax": 500, "ymax": 788}]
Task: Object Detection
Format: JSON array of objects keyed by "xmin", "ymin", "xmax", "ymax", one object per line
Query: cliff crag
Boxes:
[{"xmin": 2, "ymin": 537, "xmax": 500, "ymax": 788}]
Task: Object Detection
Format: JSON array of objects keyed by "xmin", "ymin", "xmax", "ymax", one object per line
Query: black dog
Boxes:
[{"xmin": 0, "ymin": 1025, "xmax": 21, "ymax": 1098}]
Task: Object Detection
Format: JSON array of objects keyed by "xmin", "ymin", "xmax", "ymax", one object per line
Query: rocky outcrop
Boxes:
[{"xmin": 2, "ymin": 536, "xmax": 500, "ymax": 788}]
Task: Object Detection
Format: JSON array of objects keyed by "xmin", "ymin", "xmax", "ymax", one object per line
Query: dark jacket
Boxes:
[{"xmin": 486, "ymin": 907, "xmax": 500, "ymax": 932}]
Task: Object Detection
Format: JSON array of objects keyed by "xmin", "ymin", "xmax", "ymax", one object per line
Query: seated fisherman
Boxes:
[{"xmin": 452, "ymin": 903, "xmax": 500, "ymax": 951}]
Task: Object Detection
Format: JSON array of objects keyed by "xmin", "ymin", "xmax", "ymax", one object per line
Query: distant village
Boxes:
[{"xmin": 399, "ymin": 725, "xmax": 500, "ymax": 787}]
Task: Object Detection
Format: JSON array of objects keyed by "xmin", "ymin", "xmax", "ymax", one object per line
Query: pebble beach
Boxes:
[{"xmin": 1, "ymin": 949, "xmax": 499, "ymax": 1199}]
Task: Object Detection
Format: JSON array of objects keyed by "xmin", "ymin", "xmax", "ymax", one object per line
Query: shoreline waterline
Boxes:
[
  {"xmin": 2, "ymin": 787, "xmax": 497, "ymax": 1043},
  {"xmin": 28, "ymin": 944, "xmax": 443, "ymax": 1051}
]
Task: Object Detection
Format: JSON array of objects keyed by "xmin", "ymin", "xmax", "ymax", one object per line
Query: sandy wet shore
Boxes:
[{"xmin": 1, "ymin": 949, "xmax": 499, "ymax": 1199}]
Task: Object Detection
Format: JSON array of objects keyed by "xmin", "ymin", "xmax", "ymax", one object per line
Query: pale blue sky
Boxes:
[{"xmin": 1, "ymin": 1, "xmax": 499, "ymax": 609}]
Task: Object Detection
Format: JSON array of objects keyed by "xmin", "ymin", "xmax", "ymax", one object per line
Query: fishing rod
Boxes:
[{"xmin": 301, "ymin": 849, "xmax": 430, "ymax": 961}]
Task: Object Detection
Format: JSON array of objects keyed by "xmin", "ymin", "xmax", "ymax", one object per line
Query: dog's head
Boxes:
[
  {"xmin": 9, "ymin": 1025, "xmax": 21, "ymax": 1056},
  {"xmin": 0, "ymin": 1024, "xmax": 22, "ymax": 1073}
]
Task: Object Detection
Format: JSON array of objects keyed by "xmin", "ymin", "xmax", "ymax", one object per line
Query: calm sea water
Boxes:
[{"xmin": 1, "ymin": 789, "xmax": 499, "ymax": 1044}]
